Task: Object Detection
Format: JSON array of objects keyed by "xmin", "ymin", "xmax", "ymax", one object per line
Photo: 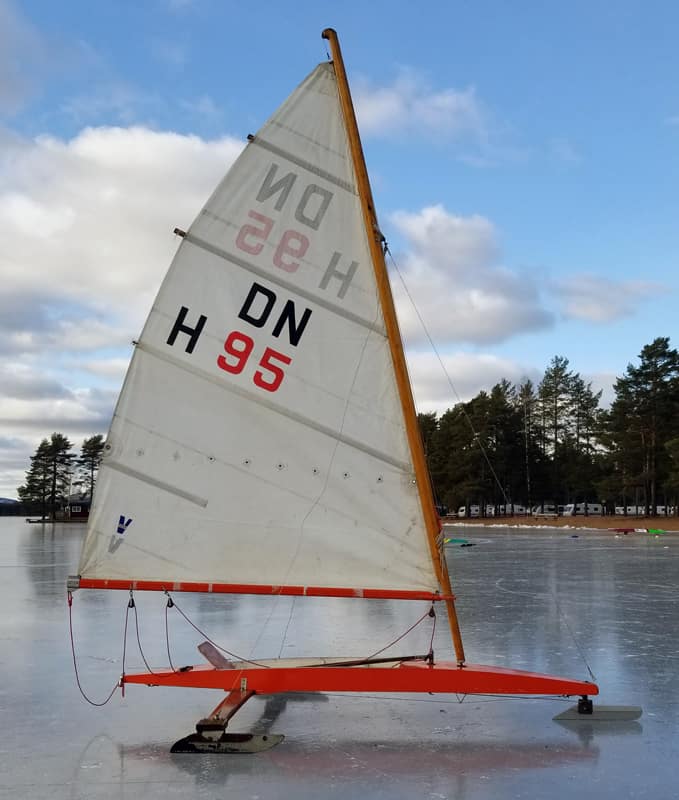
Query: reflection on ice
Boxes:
[{"xmin": 555, "ymin": 717, "xmax": 643, "ymax": 747}]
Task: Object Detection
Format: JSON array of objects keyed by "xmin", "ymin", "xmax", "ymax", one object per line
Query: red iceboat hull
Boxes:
[{"xmin": 123, "ymin": 660, "xmax": 598, "ymax": 697}]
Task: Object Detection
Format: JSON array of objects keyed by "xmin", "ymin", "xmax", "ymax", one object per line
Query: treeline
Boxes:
[
  {"xmin": 419, "ymin": 337, "xmax": 679, "ymax": 515},
  {"xmin": 17, "ymin": 433, "xmax": 105, "ymax": 518},
  {"xmin": 14, "ymin": 337, "xmax": 679, "ymax": 519}
]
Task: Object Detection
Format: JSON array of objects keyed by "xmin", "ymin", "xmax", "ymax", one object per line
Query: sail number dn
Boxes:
[
  {"xmin": 163, "ymin": 162, "xmax": 359, "ymax": 393},
  {"xmin": 165, "ymin": 280, "xmax": 311, "ymax": 394}
]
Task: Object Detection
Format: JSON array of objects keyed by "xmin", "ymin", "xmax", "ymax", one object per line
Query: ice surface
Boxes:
[{"xmin": 1, "ymin": 518, "xmax": 676, "ymax": 799}]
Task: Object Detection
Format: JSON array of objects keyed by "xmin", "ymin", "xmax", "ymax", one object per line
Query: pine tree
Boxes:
[
  {"xmin": 538, "ymin": 356, "xmax": 575, "ymax": 500},
  {"xmin": 516, "ymin": 380, "xmax": 537, "ymax": 509},
  {"xmin": 608, "ymin": 338, "xmax": 679, "ymax": 513},
  {"xmin": 569, "ymin": 375, "xmax": 602, "ymax": 455},
  {"xmin": 17, "ymin": 439, "xmax": 52, "ymax": 518},
  {"xmin": 486, "ymin": 380, "xmax": 524, "ymax": 510},
  {"xmin": 76, "ymin": 434, "xmax": 106, "ymax": 499},
  {"xmin": 665, "ymin": 437, "xmax": 679, "ymax": 506},
  {"xmin": 17, "ymin": 433, "xmax": 75, "ymax": 519},
  {"xmin": 431, "ymin": 403, "xmax": 483, "ymax": 512},
  {"xmin": 47, "ymin": 433, "xmax": 75, "ymax": 515}
]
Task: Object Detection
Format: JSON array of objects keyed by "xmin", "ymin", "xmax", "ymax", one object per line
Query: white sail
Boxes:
[{"xmin": 78, "ymin": 62, "xmax": 440, "ymax": 595}]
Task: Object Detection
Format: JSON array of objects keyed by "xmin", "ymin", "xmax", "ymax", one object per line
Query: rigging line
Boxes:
[
  {"xmin": 308, "ymin": 654, "xmax": 430, "ymax": 669},
  {"xmin": 321, "ymin": 692, "xmax": 574, "ymax": 705},
  {"xmin": 277, "ymin": 596, "xmax": 297, "ymax": 659},
  {"xmin": 492, "ymin": 578, "xmax": 596, "ymax": 681},
  {"xmin": 385, "ymin": 245, "xmax": 512, "ymax": 507},
  {"xmin": 165, "ymin": 592, "xmax": 272, "ymax": 668},
  {"xmin": 552, "ymin": 592, "xmax": 598, "ymax": 683},
  {"xmin": 164, "ymin": 598, "xmax": 178, "ymax": 673},
  {"xmin": 248, "ymin": 595, "xmax": 281, "ymax": 661},
  {"xmin": 362, "ymin": 604, "xmax": 434, "ymax": 661},
  {"xmin": 130, "ymin": 595, "xmax": 159, "ymax": 676},
  {"xmin": 492, "ymin": 578, "xmax": 597, "ymax": 681},
  {"xmin": 67, "ymin": 590, "xmax": 123, "ymax": 707},
  {"xmin": 428, "ymin": 604, "xmax": 437, "ymax": 657}
]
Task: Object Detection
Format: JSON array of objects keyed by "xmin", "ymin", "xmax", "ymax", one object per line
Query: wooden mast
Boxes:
[{"xmin": 322, "ymin": 28, "xmax": 466, "ymax": 665}]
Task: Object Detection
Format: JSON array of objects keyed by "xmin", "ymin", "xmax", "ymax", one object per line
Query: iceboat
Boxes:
[{"xmin": 68, "ymin": 28, "xmax": 599, "ymax": 753}]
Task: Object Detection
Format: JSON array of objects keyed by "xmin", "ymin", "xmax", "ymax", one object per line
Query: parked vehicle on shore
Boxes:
[
  {"xmin": 615, "ymin": 505, "xmax": 645, "ymax": 515},
  {"xmin": 483, "ymin": 505, "xmax": 528, "ymax": 517},
  {"xmin": 457, "ymin": 505, "xmax": 481, "ymax": 518},
  {"xmin": 562, "ymin": 503, "xmax": 603, "ymax": 516},
  {"xmin": 614, "ymin": 505, "xmax": 672, "ymax": 515},
  {"xmin": 532, "ymin": 504, "xmax": 558, "ymax": 516}
]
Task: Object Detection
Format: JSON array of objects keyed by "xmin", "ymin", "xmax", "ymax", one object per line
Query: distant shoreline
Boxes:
[{"xmin": 444, "ymin": 514, "xmax": 679, "ymax": 532}]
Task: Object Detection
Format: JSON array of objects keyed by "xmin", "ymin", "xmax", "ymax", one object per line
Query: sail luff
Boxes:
[{"xmin": 321, "ymin": 27, "xmax": 466, "ymax": 664}]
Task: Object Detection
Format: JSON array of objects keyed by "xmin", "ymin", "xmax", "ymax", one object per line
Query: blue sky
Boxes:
[{"xmin": 1, "ymin": 0, "xmax": 677, "ymax": 497}]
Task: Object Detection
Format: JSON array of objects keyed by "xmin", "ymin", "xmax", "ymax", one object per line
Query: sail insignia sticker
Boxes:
[{"xmin": 117, "ymin": 515, "xmax": 133, "ymax": 535}]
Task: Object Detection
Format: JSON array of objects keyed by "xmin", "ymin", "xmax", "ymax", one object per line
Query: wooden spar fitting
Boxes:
[{"xmin": 321, "ymin": 27, "xmax": 466, "ymax": 665}]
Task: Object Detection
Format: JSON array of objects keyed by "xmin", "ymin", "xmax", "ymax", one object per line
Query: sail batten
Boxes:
[
  {"xmin": 178, "ymin": 232, "xmax": 386, "ymax": 333},
  {"xmin": 130, "ymin": 342, "xmax": 412, "ymax": 471},
  {"xmin": 249, "ymin": 135, "xmax": 357, "ymax": 193},
  {"xmin": 104, "ymin": 461, "xmax": 209, "ymax": 507}
]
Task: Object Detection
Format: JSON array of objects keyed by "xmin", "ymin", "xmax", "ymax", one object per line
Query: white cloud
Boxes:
[
  {"xmin": 0, "ymin": 364, "xmax": 73, "ymax": 402},
  {"xmin": 1, "ymin": 192, "xmax": 76, "ymax": 238},
  {"xmin": 0, "ymin": 391, "xmax": 110, "ymax": 429},
  {"xmin": 408, "ymin": 350, "xmax": 541, "ymax": 416},
  {"xmin": 389, "ymin": 205, "xmax": 553, "ymax": 346},
  {"xmin": 585, "ymin": 370, "xmax": 617, "ymax": 408},
  {"xmin": 392, "ymin": 205, "xmax": 499, "ymax": 270},
  {"xmin": 355, "ymin": 70, "xmax": 487, "ymax": 142},
  {"xmin": 555, "ymin": 273, "xmax": 663, "ymax": 322},
  {"xmin": 0, "ymin": 125, "xmax": 638, "ymax": 498},
  {"xmin": 78, "ymin": 357, "xmax": 130, "ymax": 381},
  {"xmin": 0, "ymin": 125, "xmax": 244, "ymax": 496},
  {"xmin": 2, "ymin": 126, "xmax": 243, "ymax": 328},
  {"xmin": 0, "ymin": 361, "xmax": 117, "ymax": 497}
]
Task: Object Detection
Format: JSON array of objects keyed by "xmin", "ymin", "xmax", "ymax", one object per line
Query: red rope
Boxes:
[
  {"xmin": 69, "ymin": 588, "xmax": 439, "ymax": 701},
  {"xmin": 130, "ymin": 597, "xmax": 159, "ymax": 675},
  {"xmin": 164, "ymin": 598, "xmax": 178, "ymax": 672},
  {"xmin": 67, "ymin": 590, "xmax": 125, "ymax": 706}
]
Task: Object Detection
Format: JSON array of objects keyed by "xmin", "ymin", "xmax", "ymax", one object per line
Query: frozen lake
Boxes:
[{"xmin": 1, "ymin": 517, "xmax": 677, "ymax": 799}]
